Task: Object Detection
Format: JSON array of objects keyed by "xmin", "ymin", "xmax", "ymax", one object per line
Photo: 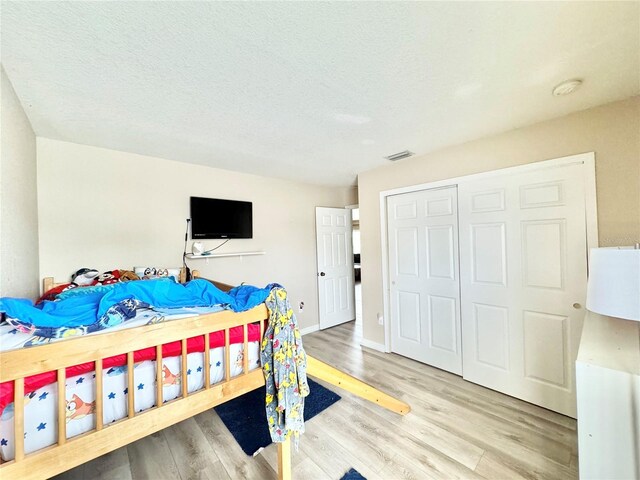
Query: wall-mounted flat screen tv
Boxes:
[{"xmin": 190, "ymin": 196, "xmax": 253, "ymax": 239}]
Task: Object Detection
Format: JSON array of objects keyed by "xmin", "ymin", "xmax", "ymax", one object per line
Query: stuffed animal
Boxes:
[
  {"xmin": 70, "ymin": 268, "xmax": 99, "ymax": 286},
  {"xmin": 96, "ymin": 270, "xmax": 120, "ymax": 285},
  {"xmin": 118, "ymin": 270, "xmax": 140, "ymax": 282},
  {"xmin": 142, "ymin": 267, "xmax": 157, "ymax": 279}
]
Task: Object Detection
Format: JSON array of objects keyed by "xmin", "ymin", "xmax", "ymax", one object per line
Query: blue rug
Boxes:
[
  {"xmin": 214, "ymin": 378, "xmax": 341, "ymax": 456},
  {"xmin": 341, "ymin": 468, "xmax": 367, "ymax": 480}
]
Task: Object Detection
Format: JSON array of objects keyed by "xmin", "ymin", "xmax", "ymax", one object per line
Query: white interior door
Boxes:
[
  {"xmin": 316, "ymin": 207, "xmax": 355, "ymax": 330},
  {"xmin": 458, "ymin": 162, "xmax": 588, "ymax": 417},
  {"xmin": 387, "ymin": 186, "xmax": 462, "ymax": 375}
]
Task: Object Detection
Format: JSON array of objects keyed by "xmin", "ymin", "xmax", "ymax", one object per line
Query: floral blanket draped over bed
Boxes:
[{"xmin": 260, "ymin": 288, "xmax": 310, "ymax": 448}]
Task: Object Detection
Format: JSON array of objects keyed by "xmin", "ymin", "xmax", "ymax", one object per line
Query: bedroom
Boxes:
[{"xmin": 1, "ymin": 2, "xmax": 639, "ymax": 480}]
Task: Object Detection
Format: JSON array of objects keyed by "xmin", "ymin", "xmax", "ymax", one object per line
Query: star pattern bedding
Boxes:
[
  {"xmin": 0, "ymin": 306, "xmax": 263, "ymax": 413},
  {"xmin": 0, "ymin": 296, "xmax": 265, "ymax": 461},
  {"xmin": 0, "ymin": 341, "xmax": 260, "ymax": 461}
]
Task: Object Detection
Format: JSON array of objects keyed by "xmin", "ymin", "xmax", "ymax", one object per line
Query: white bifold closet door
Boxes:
[
  {"xmin": 388, "ymin": 186, "xmax": 462, "ymax": 375},
  {"xmin": 458, "ymin": 162, "xmax": 588, "ymax": 417}
]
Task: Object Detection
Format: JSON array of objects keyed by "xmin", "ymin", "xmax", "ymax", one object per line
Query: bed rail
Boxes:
[{"xmin": 0, "ymin": 305, "xmax": 269, "ymax": 479}]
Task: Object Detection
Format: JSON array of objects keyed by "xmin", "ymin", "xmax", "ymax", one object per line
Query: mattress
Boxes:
[{"xmin": 0, "ymin": 306, "xmax": 226, "ymax": 352}]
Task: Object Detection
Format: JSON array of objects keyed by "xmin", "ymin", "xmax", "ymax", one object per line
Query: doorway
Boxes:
[
  {"xmin": 349, "ymin": 206, "xmax": 362, "ymax": 332},
  {"xmin": 315, "ymin": 207, "xmax": 356, "ymax": 330}
]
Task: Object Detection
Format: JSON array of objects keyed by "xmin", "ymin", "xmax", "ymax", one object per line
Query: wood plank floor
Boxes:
[{"xmin": 53, "ymin": 321, "xmax": 577, "ymax": 480}]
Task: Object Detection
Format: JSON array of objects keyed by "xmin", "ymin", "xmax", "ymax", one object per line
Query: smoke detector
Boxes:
[
  {"xmin": 552, "ymin": 79, "xmax": 583, "ymax": 96},
  {"xmin": 384, "ymin": 150, "xmax": 414, "ymax": 161}
]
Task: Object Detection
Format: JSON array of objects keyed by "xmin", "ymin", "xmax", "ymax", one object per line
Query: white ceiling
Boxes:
[{"xmin": 2, "ymin": 2, "xmax": 638, "ymax": 186}]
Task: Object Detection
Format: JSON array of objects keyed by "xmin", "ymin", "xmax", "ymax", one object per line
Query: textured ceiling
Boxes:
[{"xmin": 1, "ymin": 1, "xmax": 638, "ymax": 186}]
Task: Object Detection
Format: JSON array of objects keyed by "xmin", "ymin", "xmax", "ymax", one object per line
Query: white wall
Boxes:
[
  {"xmin": 37, "ymin": 138, "xmax": 356, "ymax": 330},
  {"xmin": 0, "ymin": 67, "xmax": 39, "ymax": 299}
]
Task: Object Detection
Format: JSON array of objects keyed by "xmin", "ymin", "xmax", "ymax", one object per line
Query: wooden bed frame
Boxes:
[{"xmin": 0, "ymin": 273, "xmax": 410, "ymax": 480}]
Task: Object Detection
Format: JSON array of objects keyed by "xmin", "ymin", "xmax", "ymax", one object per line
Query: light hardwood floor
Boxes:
[{"xmin": 54, "ymin": 321, "xmax": 578, "ymax": 480}]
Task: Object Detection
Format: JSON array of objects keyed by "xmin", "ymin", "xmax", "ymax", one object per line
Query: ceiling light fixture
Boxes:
[
  {"xmin": 552, "ymin": 79, "xmax": 583, "ymax": 96},
  {"xmin": 384, "ymin": 150, "xmax": 414, "ymax": 161}
]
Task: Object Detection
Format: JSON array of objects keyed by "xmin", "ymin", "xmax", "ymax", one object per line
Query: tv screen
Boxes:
[{"xmin": 190, "ymin": 196, "xmax": 253, "ymax": 239}]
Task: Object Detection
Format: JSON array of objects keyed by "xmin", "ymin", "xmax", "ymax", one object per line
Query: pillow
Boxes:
[{"xmin": 133, "ymin": 266, "xmax": 181, "ymax": 281}]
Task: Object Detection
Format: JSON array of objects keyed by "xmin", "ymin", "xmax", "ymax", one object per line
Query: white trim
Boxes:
[
  {"xmin": 380, "ymin": 152, "xmax": 594, "ymax": 198},
  {"xmin": 360, "ymin": 338, "xmax": 386, "ymax": 353},
  {"xmin": 379, "ymin": 152, "xmax": 599, "ymax": 354},
  {"xmin": 583, "ymin": 154, "xmax": 599, "ymax": 253},
  {"xmin": 380, "ymin": 190, "xmax": 392, "ymax": 353},
  {"xmin": 300, "ymin": 324, "xmax": 320, "ymax": 336}
]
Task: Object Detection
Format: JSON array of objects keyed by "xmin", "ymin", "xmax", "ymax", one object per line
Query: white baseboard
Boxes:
[
  {"xmin": 299, "ymin": 323, "xmax": 386, "ymax": 353},
  {"xmin": 360, "ymin": 338, "xmax": 386, "ymax": 353},
  {"xmin": 299, "ymin": 324, "xmax": 320, "ymax": 336}
]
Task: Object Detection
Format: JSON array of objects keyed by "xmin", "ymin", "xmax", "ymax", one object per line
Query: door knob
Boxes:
[
  {"xmin": 572, "ymin": 303, "xmax": 581, "ymax": 309},
  {"xmin": 319, "ymin": 272, "xmax": 326, "ymax": 277}
]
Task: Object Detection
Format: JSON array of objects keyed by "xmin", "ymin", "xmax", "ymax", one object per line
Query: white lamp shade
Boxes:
[{"xmin": 586, "ymin": 247, "xmax": 640, "ymax": 321}]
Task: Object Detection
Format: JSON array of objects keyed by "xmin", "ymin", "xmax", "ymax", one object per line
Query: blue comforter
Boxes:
[{"xmin": 0, "ymin": 278, "xmax": 278, "ymax": 338}]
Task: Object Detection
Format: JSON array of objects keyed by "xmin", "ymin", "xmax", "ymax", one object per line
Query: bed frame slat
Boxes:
[
  {"xmin": 95, "ymin": 359, "xmax": 103, "ymax": 431},
  {"xmin": 127, "ymin": 352, "xmax": 135, "ymax": 418},
  {"xmin": 156, "ymin": 345, "xmax": 163, "ymax": 407},
  {"xmin": 204, "ymin": 334, "xmax": 211, "ymax": 389},
  {"xmin": 57, "ymin": 368, "xmax": 66, "ymax": 445},
  {"xmin": 259, "ymin": 320, "xmax": 264, "ymax": 347},
  {"xmin": 243, "ymin": 324, "xmax": 249, "ymax": 374},
  {"xmin": 14, "ymin": 378, "xmax": 25, "ymax": 462},
  {"xmin": 224, "ymin": 329, "xmax": 231, "ymax": 382},
  {"xmin": 181, "ymin": 339, "xmax": 188, "ymax": 399}
]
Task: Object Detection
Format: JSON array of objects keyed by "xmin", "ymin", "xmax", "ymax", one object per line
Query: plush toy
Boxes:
[
  {"xmin": 142, "ymin": 267, "xmax": 157, "ymax": 279},
  {"xmin": 96, "ymin": 270, "xmax": 121, "ymax": 285},
  {"xmin": 118, "ymin": 270, "xmax": 140, "ymax": 282},
  {"xmin": 70, "ymin": 268, "xmax": 99, "ymax": 286}
]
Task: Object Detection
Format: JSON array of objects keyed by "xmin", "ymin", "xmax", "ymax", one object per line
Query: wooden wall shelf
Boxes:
[{"xmin": 186, "ymin": 251, "xmax": 265, "ymax": 259}]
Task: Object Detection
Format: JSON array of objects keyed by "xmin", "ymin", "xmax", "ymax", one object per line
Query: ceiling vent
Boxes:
[{"xmin": 384, "ymin": 150, "xmax": 414, "ymax": 162}]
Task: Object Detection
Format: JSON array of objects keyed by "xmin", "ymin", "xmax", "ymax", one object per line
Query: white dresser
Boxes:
[{"xmin": 576, "ymin": 311, "xmax": 640, "ymax": 479}]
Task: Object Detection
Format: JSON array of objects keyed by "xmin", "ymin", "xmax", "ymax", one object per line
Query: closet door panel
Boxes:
[
  {"xmin": 459, "ymin": 163, "xmax": 587, "ymax": 417},
  {"xmin": 388, "ymin": 186, "xmax": 462, "ymax": 374}
]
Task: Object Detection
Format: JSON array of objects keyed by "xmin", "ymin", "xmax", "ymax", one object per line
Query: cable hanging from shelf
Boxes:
[{"xmin": 202, "ymin": 238, "xmax": 231, "ymax": 254}]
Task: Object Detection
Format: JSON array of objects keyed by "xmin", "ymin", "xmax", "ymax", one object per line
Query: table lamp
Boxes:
[{"xmin": 586, "ymin": 245, "xmax": 640, "ymax": 321}]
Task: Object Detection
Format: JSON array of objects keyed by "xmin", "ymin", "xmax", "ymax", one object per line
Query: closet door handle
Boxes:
[{"xmin": 318, "ymin": 272, "xmax": 326, "ymax": 277}]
